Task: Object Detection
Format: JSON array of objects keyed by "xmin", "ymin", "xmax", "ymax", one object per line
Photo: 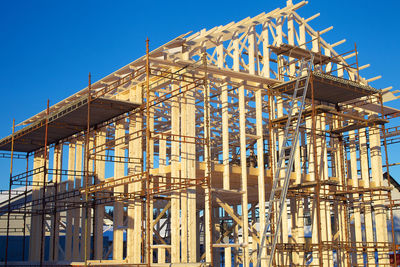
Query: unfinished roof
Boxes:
[
  {"xmin": 0, "ymin": 97, "xmax": 140, "ymax": 152},
  {"xmin": 1, "ymin": 0, "xmax": 396, "ymax": 155}
]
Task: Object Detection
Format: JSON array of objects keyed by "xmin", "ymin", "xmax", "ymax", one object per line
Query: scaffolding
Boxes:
[{"xmin": 1, "ymin": 1, "xmax": 400, "ymax": 266}]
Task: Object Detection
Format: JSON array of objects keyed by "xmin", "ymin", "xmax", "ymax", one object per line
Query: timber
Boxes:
[{"xmin": 1, "ymin": 1, "xmax": 400, "ymax": 267}]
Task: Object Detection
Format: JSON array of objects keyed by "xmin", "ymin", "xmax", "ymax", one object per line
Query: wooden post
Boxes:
[
  {"xmin": 72, "ymin": 140, "xmax": 83, "ymax": 260},
  {"xmin": 370, "ymin": 125, "xmax": 389, "ymax": 265},
  {"xmin": 94, "ymin": 130, "xmax": 106, "ymax": 260},
  {"xmin": 65, "ymin": 142, "xmax": 76, "ymax": 260},
  {"xmin": 359, "ymin": 128, "xmax": 375, "ymax": 266},
  {"xmin": 133, "ymin": 85, "xmax": 144, "ymax": 263},
  {"xmin": 49, "ymin": 144, "xmax": 62, "ymax": 261},
  {"xmin": 112, "ymin": 120, "xmax": 125, "ymax": 260},
  {"xmin": 29, "ymin": 151, "xmax": 45, "ymax": 261},
  {"xmin": 171, "ymin": 83, "xmax": 181, "ymax": 263},
  {"xmin": 349, "ymin": 130, "xmax": 363, "ymax": 265}
]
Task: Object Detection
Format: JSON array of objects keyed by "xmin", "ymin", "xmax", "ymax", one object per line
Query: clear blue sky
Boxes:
[{"xmin": 0, "ymin": 0, "xmax": 399, "ymax": 189}]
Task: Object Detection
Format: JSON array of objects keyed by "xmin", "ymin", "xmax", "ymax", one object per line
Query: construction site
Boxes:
[{"xmin": 1, "ymin": 0, "xmax": 400, "ymax": 266}]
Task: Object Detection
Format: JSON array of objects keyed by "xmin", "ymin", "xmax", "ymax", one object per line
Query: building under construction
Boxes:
[{"xmin": 1, "ymin": 1, "xmax": 400, "ymax": 266}]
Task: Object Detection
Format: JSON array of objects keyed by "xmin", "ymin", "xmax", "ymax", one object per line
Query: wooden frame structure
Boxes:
[{"xmin": 1, "ymin": 1, "xmax": 400, "ymax": 266}]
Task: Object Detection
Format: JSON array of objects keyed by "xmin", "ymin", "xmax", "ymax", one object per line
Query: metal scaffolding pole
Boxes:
[{"xmin": 4, "ymin": 118, "xmax": 15, "ymax": 265}]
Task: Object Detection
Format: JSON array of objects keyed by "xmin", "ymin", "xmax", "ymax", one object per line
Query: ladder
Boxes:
[{"xmin": 256, "ymin": 56, "xmax": 314, "ymax": 267}]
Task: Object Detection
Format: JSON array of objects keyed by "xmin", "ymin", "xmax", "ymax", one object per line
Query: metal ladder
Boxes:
[{"xmin": 256, "ymin": 56, "xmax": 314, "ymax": 267}]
